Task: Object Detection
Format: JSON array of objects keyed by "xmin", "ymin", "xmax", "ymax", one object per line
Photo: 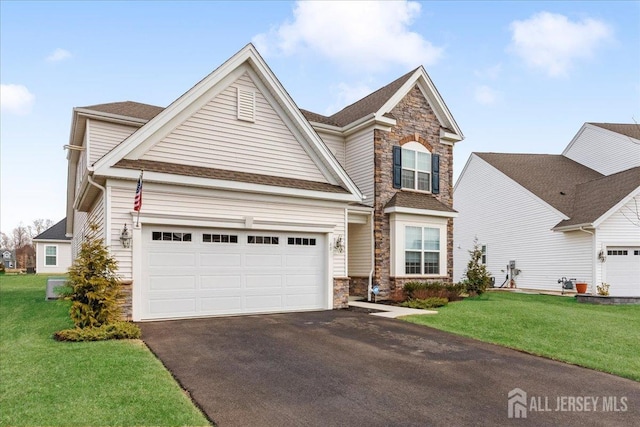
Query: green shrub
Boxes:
[
  {"xmin": 0, "ymin": 262, "xmax": 5, "ymax": 274},
  {"xmin": 401, "ymin": 297, "xmax": 448, "ymax": 309},
  {"xmin": 462, "ymin": 238, "xmax": 492, "ymax": 295},
  {"xmin": 403, "ymin": 281, "xmax": 464, "ymax": 301},
  {"xmin": 65, "ymin": 224, "xmax": 122, "ymax": 328},
  {"xmin": 54, "ymin": 322, "xmax": 141, "ymax": 342}
]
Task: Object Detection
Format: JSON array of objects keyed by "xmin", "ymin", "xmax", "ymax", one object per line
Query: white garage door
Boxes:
[
  {"xmin": 141, "ymin": 226, "xmax": 327, "ymax": 320},
  {"xmin": 606, "ymin": 247, "xmax": 640, "ymax": 296}
]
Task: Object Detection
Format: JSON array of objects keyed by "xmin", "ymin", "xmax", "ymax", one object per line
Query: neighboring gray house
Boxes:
[
  {"xmin": 33, "ymin": 218, "xmax": 72, "ymax": 274},
  {"xmin": 1, "ymin": 249, "xmax": 16, "ymax": 269},
  {"xmin": 454, "ymin": 123, "xmax": 640, "ymax": 296}
]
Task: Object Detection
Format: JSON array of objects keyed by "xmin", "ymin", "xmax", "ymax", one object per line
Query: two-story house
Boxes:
[
  {"xmin": 65, "ymin": 44, "xmax": 463, "ymax": 321},
  {"xmin": 454, "ymin": 123, "xmax": 640, "ymax": 296}
]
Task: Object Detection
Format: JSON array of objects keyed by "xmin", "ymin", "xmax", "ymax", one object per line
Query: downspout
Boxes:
[
  {"xmin": 579, "ymin": 227, "xmax": 595, "ymax": 293},
  {"xmin": 368, "ymin": 211, "xmax": 374, "ymax": 302},
  {"xmin": 87, "ymin": 174, "xmax": 108, "ymax": 242}
]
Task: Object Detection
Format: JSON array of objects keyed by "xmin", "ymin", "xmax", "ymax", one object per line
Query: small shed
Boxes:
[{"xmin": 33, "ymin": 218, "xmax": 72, "ymax": 274}]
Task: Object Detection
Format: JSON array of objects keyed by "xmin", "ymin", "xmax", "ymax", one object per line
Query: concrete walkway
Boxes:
[{"xmin": 348, "ymin": 299, "xmax": 438, "ymax": 318}]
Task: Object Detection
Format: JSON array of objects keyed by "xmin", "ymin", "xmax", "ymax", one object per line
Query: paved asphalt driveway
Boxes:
[{"xmin": 140, "ymin": 309, "xmax": 639, "ymax": 427}]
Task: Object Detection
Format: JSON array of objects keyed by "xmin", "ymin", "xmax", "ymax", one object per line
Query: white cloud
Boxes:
[
  {"xmin": 0, "ymin": 84, "xmax": 35, "ymax": 115},
  {"xmin": 253, "ymin": 1, "xmax": 442, "ymax": 72},
  {"xmin": 46, "ymin": 48, "xmax": 72, "ymax": 62},
  {"xmin": 474, "ymin": 85, "xmax": 498, "ymax": 106},
  {"xmin": 325, "ymin": 81, "xmax": 374, "ymax": 115},
  {"xmin": 508, "ymin": 12, "xmax": 612, "ymax": 77},
  {"xmin": 474, "ymin": 63, "xmax": 502, "ymax": 80}
]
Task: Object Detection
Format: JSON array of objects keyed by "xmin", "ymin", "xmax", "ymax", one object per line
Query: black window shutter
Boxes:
[
  {"xmin": 392, "ymin": 146, "xmax": 402, "ymax": 189},
  {"xmin": 431, "ymin": 153, "xmax": 440, "ymax": 194}
]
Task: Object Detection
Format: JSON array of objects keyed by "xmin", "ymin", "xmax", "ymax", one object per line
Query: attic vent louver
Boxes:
[{"xmin": 237, "ymin": 87, "xmax": 255, "ymax": 122}]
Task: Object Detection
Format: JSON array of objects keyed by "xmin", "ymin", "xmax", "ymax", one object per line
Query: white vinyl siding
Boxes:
[
  {"xmin": 596, "ymin": 194, "xmax": 640, "ymax": 295},
  {"xmin": 71, "ymin": 194, "xmax": 105, "ymax": 261},
  {"xmin": 35, "ymin": 241, "xmax": 72, "ymax": 274},
  {"xmin": 347, "ymin": 222, "xmax": 371, "ymax": 276},
  {"xmin": 345, "ymin": 127, "xmax": 374, "ymax": 206},
  {"xmin": 563, "ymin": 125, "xmax": 640, "ymax": 176},
  {"xmin": 453, "ymin": 155, "xmax": 592, "ymax": 290},
  {"xmin": 107, "ymin": 181, "xmax": 347, "ymax": 279},
  {"xmin": 141, "ymin": 72, "xmax": 328, "ymax": 183},
  {"xmin": 316, "ymin": 130, "xmax": 346, "ymax": 167},
  {"xmin": 87, "ymin": 119, "xmax": 139, "ymax": 165}
]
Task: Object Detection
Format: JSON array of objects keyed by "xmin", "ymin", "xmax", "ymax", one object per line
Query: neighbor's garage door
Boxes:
[
  {"xmin": 606, "ymin": 247, "xmax": 640, "ymax": 296},
  {"xmin": 141, "ymin": 226, "xmax": 327, "ymax": 320}
]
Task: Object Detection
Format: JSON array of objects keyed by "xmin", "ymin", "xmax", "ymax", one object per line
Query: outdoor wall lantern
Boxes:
[
  {"xmin": 120, "ymin": 224, "xmax": 132, "ymax": 249},
  {"xmin": 333, "ymin": 235, "xmax": 344, "ymax": 254}
]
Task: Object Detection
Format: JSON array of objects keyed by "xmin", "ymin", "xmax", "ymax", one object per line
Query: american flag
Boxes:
[{"xmin": 133, "ymin": 171, "xmax": 143, "ymax": 212}]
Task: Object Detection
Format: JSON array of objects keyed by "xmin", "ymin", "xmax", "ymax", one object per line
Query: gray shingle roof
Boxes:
[
  {"xmin": 476, "ymin": 153, "xmax": 603, "ymax": 216},
  {"xmin": 385, "ymin": 191, "xmax": 456, "ymax": 213},
  {"xmin": 79, "ymin": 101, "xmax": 164, "ymax": 121},
  {"xmin": 589, "ymin": 123, "xmax": 640, "ymax": 140},
  {"xmin": 477, "ymin": 153, "xmax": 640, "ymax": 228},
  {"xmin": 301, "ymin": 68, "xmax": 417, "ymax": 127},
  {"xmin": 554, "ymin": 166, "xmax": 640, "ymax": 229},
  {"xmin": 80, "ymin": 69, "xmax": 418, "ymax": 130},
  {"xmin": 33, "ymin": 218, "xmax": 71, "ymax": 241},
  {"xmin": 114, "ymin": 159, "xmax": 349, "ymax": 194}
]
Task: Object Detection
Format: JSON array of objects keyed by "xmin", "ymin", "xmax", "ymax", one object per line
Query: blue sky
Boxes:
[{"xmin": 1, "ymin": 1, "xmax": 639, "ymax": 234}]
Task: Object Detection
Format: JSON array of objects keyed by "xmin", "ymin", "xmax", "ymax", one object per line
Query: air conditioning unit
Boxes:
[{"xmin": 46, "ymin": 278, "xmax": 67, "ymax": 300}]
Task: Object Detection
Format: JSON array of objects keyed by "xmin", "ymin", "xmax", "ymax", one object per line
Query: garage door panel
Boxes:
[
  {"xmin": 286, "ymin": 294, "xmax": 322, "ymax": 307},
  {"xmin": 200, "ymin": 296, "xmax": 242, "ymax": 312},
  {"xmin": 149, "ymin": 298, "xmax": 196, "ymax": 315},
  {"xmin": 149, "ymin": 252, "xmax": 196, "ymax": 267},
  {"xmin": 245, "ymin": 254, "xmax": 282, "ymax": 267},
  {"xmin": 246, "ymin": 274, "xmax": 282, "ymax": 288},
  {"xmin": 149, "ymin": 275, "xmax": 196, "ymax": 290},
  {"xmin": 200, "ymin": 275, "xmax": 242, "ymax": 289},
  {"xmin": 286, "ymin": 254, "xmax": 321, "ymax": 268},
  {"xmin": 141, "ymin": 227, "xmax": 328, "ymax": 320},
  {"xmin": 200, "ymin": 253, "xmax": 242, "ymax": 267},
  {"xmin": 245, "ymin": 295, "xmax": 283, "ymax": 310}
]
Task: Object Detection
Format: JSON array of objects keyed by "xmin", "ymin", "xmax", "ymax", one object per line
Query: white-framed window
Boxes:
[
  {"xmin": 405, "ymin": 226, "xmax": 440, "ymax": 275},
  {"xmin": 401, "ymin": 142, "xmax": 431, "ymax": 192},
  {"xmin": 45, "ymin": 245, "xmax": 57, "ymax": 266},
  {"xmin": 481, "ymin": 244, "xmax": 487, "ymax": 265}
]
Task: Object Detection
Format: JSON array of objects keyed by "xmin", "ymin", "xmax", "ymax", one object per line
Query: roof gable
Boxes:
[
  {"xmin": 301, "ymin": 67, "xmax": 463, "ymax": 141},
  {"xmin": 554, "ymin": 166, "xmax": 640, "ymax": 229},
  {"xmin": 137, "ymin": 71, "xmax": 327, "ymax": 183},
  {"xmin": 92, "ymin": 44, "xmax": 363, "ymax": 200},
  {"xmin": 33, "ymin": 218, "xmax": 71, "ymax": 241},
  {"xmin": 476, "ymin": 153, "xmax": 603, "ymax": 216}
]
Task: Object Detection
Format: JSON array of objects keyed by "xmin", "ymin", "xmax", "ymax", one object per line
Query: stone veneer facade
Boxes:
[
  {"xmin": 333, "ymin": 277, "xmax": 350, "ymax": 308},
  {"xmin": 372, "ymin": 85, "xmax": 455, "ymax": 299}
]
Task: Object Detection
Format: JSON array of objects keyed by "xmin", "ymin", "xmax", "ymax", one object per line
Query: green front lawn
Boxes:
[
  {"xmin": 404, "ymin": 291, "xmax": 640, "ymax": 381},
  {"xmin": 0, "ymin": 275, "xmax": 211, "ymax": 426}
]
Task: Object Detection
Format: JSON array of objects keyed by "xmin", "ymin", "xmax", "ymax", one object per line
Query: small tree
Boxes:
[
  {"xmin": 463, "ymin": 238, "xmax": 492, "ymax": 295},
  {"xmin": 65, "ymin": 224, "xmax": 122, "ymax": 328}
]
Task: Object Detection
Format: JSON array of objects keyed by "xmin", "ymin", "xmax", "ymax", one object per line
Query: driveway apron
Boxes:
[{"xmin": 139, "ymin": 309, "xmax": 640, "ymax": 427}]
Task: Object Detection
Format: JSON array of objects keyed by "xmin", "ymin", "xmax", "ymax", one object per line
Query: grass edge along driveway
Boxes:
[
  {"xmin": 404, "ymin": 291, "xmax": 640, "ymax": 382},
  {"xmin": 0, "ymin": 275, "xmax": 210, "ymax": 427}
]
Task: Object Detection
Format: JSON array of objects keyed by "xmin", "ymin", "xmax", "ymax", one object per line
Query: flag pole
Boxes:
[{"xmin": 135, "ymin": 170, "xmax": 144, "ymax": 227}]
